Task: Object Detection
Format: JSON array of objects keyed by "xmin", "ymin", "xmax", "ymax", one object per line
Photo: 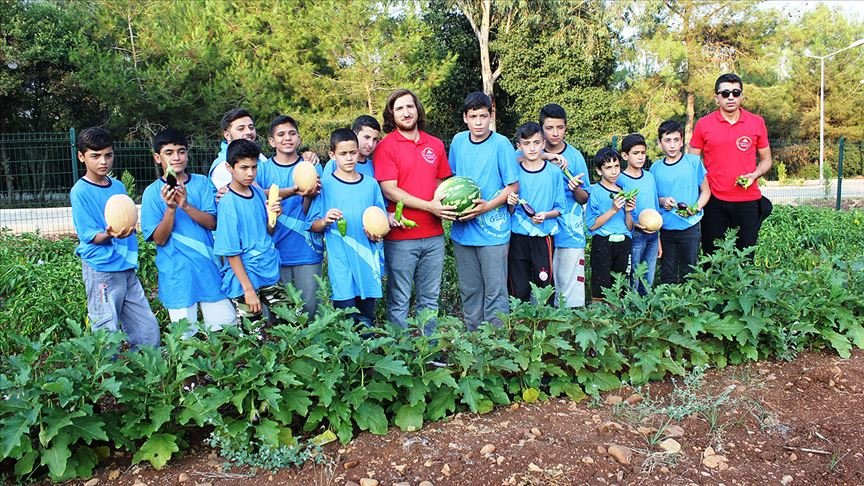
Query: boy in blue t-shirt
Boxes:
[
  {"xmin": 323, "ymin": 115, "xmax": 380, "ymax": 179},
  {"xmin": 257, "ymin": 115, "xmax": 323, "ymax": 317},
  {"xmin": 650, "ymin": 120, "xmax": 711, "ymax": 284},
  {"xmin": 70, "ymin": 128, "xmax": 160, "ymax": 348},
  {"xmin": 448, "ymin": 92, "xmax": 519, "ymax": 329},
  {"xmin": 619, "ymin": 133, "xmax": 661, "ymax": 295},
  {"xmin": 585, "ymin": 148, "xmax": 635, "ymax": 302},
  {"xmin": 213, "ymin": 140, "xmax": 283, "ymax": 320},
  {"xmin": 506, "ymin": 122, "xmax": 565, "ymax": 302},
  {"xmin": 307, "ymin": 129, "xmax": 388, "ymax": 326},
  {"xmin": 539, "ymin": 104, "xmax": 591, "ymax": 308},
  {"xmin": 141, "ymin": 129, "xmax": 236, "ymax": 336}
]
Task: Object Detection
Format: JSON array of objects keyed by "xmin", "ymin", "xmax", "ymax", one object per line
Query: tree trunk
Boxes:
[
  {"xmin": 685, "ymin": 91, "xmax": 695, "ymax": 142},
  {"xmin": 478, "ymin": 0, "xmax": 496, "ymax": 130}
]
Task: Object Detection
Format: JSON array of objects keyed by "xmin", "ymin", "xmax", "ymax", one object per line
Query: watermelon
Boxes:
[{"xmin": 436, "ymin": 176, "xmax": 481, "ymax": 215}]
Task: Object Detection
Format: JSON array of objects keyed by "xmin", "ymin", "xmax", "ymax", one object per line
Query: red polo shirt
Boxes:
[
  {"xmin": 373, "ymin": 130, "xmax": 452, "ymax": 241},
  {"xmin": 690, "ymin": 108, "xmax": 769, "ymax": 202}
]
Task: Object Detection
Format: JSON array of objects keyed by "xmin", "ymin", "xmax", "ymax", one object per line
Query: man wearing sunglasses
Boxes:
[{"xmin": 688, "ymin": 73, "xmax": 773, "ymax": 257}]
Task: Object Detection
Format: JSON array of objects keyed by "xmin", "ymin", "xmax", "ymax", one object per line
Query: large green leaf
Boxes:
[
  {"xmin": 426, "ymin": 388, "xmax": 456, "ymax": 421},
  {"xmin": 373, "ymin": 356, "xmax": 410, "ymax": 379},
  {"xmin": 353, "ymin": 402, "xmax": 388, "ymax": 435},
  {"xmin": 132, "ymin": 433, "xmax": 179, "ymax": 470},
  {"xmin": 394, "ymin": 404, "xmax": 424, "ymax": 432},
  {"xmin": 40, "ymin": 435, "xmax": 72, "ymax": 479},
  {"xmin": 458, "ymin": 376, "xmax": 485, "ymax": 412}
]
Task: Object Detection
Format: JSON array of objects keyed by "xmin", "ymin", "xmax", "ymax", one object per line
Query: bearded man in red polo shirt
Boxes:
[
  {"xmin": 688, "ymin": 73, "xmax": 773, "ymax": 257},
  {"xmin": 373, "ymin": 89, "xmax": 457, "ymax": 330}
]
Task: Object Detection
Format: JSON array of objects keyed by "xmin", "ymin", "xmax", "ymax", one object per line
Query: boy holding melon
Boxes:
[
  {"xmin": 257, "ymin": 115, "xmax": 323, "ymax": 317},
  {"xmin": 618, "ymin": 133, "xmax": 661, "ymax": 295},
  {"xmin": 448, "ymin": 91, "xmax": 519, "ymax": 329},
  {"xmin": 585, "ymin": 148, "xmax": 635, "ymax": 302},
  {"xmin": 213, "ymin": 139, "xmax": 284, "ymax": 320},
  {"xmin": 70, "ymin": 127, "xmax": 160, "ymax": 347},
  {"xmin": 650, "ymin": 120, "xmax": 711, "ymax": 284},
  {"xmin": 307, "ymin": 128, "xmax": 388, "ymax": 326},
  {"xmin": 506, "ymin": 122, "xmax": 565, "ymax": 302},
  {"xmin": 141, "ymin": 128, "xmax": 236, "ymax": 337}
]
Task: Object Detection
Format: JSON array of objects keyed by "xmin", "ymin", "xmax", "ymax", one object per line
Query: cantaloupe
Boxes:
[
  {"xmin": 104, "ymin": 194, "xmax": 138, "ymax": 232},
  {"xmin": 293, "ymin": 162, "xmax": 318, "ymax": 192},
  {"xmin": 638, "ymin": 208, "xmax": 662, "ymax": 232},
  {"xmin": 362, "ymin": 206, "xmax": 390, "ymax": 238}
]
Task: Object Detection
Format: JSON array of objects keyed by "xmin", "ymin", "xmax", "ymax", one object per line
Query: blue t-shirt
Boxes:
[
  {"xmin": 552, "ymin": 143, "xmax": 591, "ymax": 249},
  {"xmin": 209, "ymin": 141, "xmax": 268, "ymax": 190},
  {"xmin": 213, "ymin": 185, "xmax": 281, "ymax": 298},
  {"xmin": 140, "ymin": 174, "xmax": 228, "ymax": 308},
  {"xmin": 322, "ymin": 157, "xmax": 374, "ymax": 179},
  {"xmin": 511, "ymin": 161, "xmax": 566, "ymax": 237},
  {"xmin": 649, "ymin": 153, "xmax": 706, "ymax": 230},
  {"xmin": 619, "ymin": 169, "xmax": 660, "ymax": 235},
  {"xmin": 448, "ymin": 131, "xmax": 519, "ymax": 246},
  {"xmin": 306, "ymin": 173, "xmax": 385, "ymax": 301},
  {"xmin": 70, "ymin": 177, "xmax": 138, "ymax": 272},
  {"xmin": 586, "ymin": 183, "xmax": 631, "ymax": 237},
  {"xmin": 256, "ymin": 157, "xmax": 324, "ymax": 266}
]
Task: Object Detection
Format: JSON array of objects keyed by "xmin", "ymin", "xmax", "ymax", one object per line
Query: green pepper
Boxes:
[
  {"xmin": 401, "ymin": 218, "xmax": 419, "ymax": 228},
  {"xmin": 736, "ymin": 175, "xmax": 752, "ymax": 188},
  {"xmin": 563, "ymin": 167, "xmax": 576, "ymax": 181},
  {"xmin": 337, "ymin": 217, "xmax": 347, "ymax": 236},
  {"xmin": 394, "ymin": 200, "xmax": 404, "ymax": 221}
]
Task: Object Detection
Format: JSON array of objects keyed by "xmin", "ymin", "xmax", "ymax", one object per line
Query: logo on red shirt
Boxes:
[
  {"xmin": 422, "ymin": 147, "xmax": 437, "ymax": 164},
  {"xmin": 736, "ymin": 136, "xmax": 753, "ymax": 152}
]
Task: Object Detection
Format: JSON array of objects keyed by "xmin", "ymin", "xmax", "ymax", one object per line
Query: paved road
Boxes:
[{"xmin": 1, "ymin": 180, "xmax": 862, "ymax": 236}]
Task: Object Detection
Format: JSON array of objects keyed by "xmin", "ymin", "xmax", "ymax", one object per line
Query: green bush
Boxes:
[{"xmin": 2, "ymin": 232, "xmax": 863, "ymax": 482}]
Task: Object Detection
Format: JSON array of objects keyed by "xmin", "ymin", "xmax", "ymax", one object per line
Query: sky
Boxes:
[{"xmin": 764, "ymin": 0, "xmax": 864, "ymax": 20}]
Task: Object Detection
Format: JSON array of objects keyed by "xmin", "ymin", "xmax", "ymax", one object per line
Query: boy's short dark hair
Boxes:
[
  {"xmin": 593, "ymin": 147, "xmax": 623, "ymax": 170},
  {"xmin": 621, "ymin": 133, "xmax": 647, "ymax": 154},
  {"xmin": 516, "ymin": 122, "xmax": 543, "ymax": 141},
  {"xmin": 658, "ymin": 120, "xmax": 684, "ymax": 141},
  {"xmin": 221, "ymin": 108, "xmax": 253, "ymax": 132},
  {"xmin": 714, "ymin": 73, "xmax": 743, "ymax": 92},
  {"xmin": 352, "ymin": 115, "xmax": 381, "ymax": 133},
  {"xmin": 77, "ymin": 127, "xmax": 113, "ymax": 153},
  {"xmin": 539, "ymin": 103, "xmax": 567, "ymax": 125},
  {"xmin": 152, "ymin": 128, "xmax": 188, "ymax": 153},
  {"xmin": 226, "ymin": 139, "xmax": 261, "ymax": 166},
  {"xmin": 330, "ymin": 128, "xmax": 358, "ymax": 152},
  {"xmin": 463, "ymin": 91, "xmax": 493, "ymax": 114},
  {"xmin": 382, "ymin": 89, "xmax": 427, "ymax": 133},
  {"xmin": 269, "ymin": 115, "xmax": 299, "ymax": 137}
]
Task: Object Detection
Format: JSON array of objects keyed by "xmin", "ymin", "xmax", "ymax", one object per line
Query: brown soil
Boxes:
[{"xmin": 73, "ymin": 349, "xmax": 864, "ymax": 486}]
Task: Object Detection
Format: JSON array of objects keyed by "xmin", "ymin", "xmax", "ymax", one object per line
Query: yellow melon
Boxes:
[
  {"xmin": 293, "ymin": 162, "xmax": 318, "ymax": 192},
  {"xmin": 362, "ymin": 206, "xmax": 390, "ymax": 238},
  {"xmin": 104, "ymin": 194, "xmax": 138, "ymax": 232},
  {"xmin": 638, "ymin": 208, "xmax": 663, "ymax": 232}
]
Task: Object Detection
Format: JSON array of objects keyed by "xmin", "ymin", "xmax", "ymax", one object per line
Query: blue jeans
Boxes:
[
  {"xmin": 659, "ymin": 223, "xmax": 701, "ymax": 284},
  {"xmin": 383, "ymin": 236, "xmax": 445, "ymax": 330},
  {"xmin": 630, "ymin": 229, "xmax": 659, "ymax": 295},
  {"xmin": 333, "ymin": 297, "xmax": 377, "ymax": 328},
  {"xmin": 82, "ymin": 263, "xmax": 160, "ymax": 348}
]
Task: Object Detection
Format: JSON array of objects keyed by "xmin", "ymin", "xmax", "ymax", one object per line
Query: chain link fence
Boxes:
[{"xmin": 0, "ymin": 131, "xmax": 861, "ymax": 236}]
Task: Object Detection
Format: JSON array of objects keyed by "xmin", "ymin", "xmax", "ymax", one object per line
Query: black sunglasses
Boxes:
[{"xmin": 716, "ymin": 89, "xmax": 742, "ymax": 98}]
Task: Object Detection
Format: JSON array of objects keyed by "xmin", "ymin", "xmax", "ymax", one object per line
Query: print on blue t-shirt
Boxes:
[
  {"xmin": 511, "ymin": 161, "xmax": 566, "ymax": 237},
  {"xmin": 141, "ymin": 174, "xmax": 228, "ymax": 309},
  {"xmin": 586, "ymin": 184, "xmax": 631, "ymax": 237},
  {"xmin": 649, "ymin": 153, "xmax": 706, "ymax": 230},
  {"xmin": 619, "ymin": 169, "xmax": 660, "ymax": 235},
  {"xmin": 71, "ymin": 177, "xmax": 138, "ymax": 272},
  {"xmin": 552, "ymin": 143, "xmax": 591, "ymax": 249},
  {"xmin": 213, "ymin": 186, "xmax": 281, "ymax": 298},
  {"xmin": 305, "ymin": 173, "xmax": 385, "ymax": 301},
  {"xmin": 256, "ymin": 157, "xmax": 324, "ymax": 266},
  {"xmin": 448, "ymin": 131, "xmax": 519, "ymax": 246}
]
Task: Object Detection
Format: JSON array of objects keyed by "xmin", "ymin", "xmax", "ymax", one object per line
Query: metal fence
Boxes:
[{"xmin": 0, "ymin": 130, "xmax": 862, "ymax": 236}]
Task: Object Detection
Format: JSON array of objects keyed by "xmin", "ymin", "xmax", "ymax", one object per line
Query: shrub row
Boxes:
[{"xmin": 1, "ymin": 236, "xmax": 863, "ymax": 482}]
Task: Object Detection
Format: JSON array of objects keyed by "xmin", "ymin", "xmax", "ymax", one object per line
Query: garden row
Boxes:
[{"xmin": 0, "ymin": 206, "xmax": 863, "ymax": 481}]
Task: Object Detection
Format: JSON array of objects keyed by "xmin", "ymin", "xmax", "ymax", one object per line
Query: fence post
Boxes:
[
  {"xmin": 835, "ymin": 137, "xmax": 844, "ymax": 211},
  {"xmin": 69, "ymin": 127, "xmax": 78, "ymax": 181}
]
